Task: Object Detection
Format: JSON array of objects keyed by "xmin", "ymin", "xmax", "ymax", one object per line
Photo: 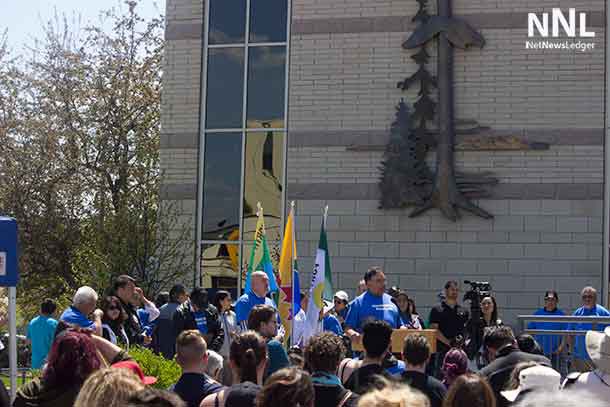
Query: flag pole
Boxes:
[{"xmin": 290, "ymin": 201, "xmax": 296, "ymax": 348}]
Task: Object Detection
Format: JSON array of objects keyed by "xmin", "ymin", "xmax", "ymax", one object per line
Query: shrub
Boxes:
[{"xmin": 128, "ymin": 346, "xmax": 181, "ymax": 389}]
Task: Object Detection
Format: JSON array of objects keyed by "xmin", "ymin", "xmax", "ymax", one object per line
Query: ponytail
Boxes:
[{"xmin": 230, "ymin": 331, "xmax": 267, "ymax": 383}]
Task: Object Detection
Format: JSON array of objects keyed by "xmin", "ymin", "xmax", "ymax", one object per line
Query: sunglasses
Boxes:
[
  {"xmin": 108, "ymin": 306, "xmax": 121, "ymax": 311},
  {"xmin": 582, "ymin": 295, "xmax": 595, "ymax": 300},
  {"xmin": 544, "ymin": 297, "xmax": 557, "ymax": 301}
]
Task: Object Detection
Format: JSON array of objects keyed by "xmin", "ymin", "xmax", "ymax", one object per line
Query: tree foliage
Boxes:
[{"xmin": 0, "ymin": 1, "xmax": 191, "ymax": 318}]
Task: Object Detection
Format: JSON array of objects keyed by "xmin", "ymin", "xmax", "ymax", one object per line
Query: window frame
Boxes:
[{"xmin": 196, "ymin": 0, "xmax": 292, "ymax": 292}]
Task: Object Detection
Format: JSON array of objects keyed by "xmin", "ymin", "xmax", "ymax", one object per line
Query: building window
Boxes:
[{"xmin": 198, "ymin": 0, "xmax": 290, "ymax": 294}]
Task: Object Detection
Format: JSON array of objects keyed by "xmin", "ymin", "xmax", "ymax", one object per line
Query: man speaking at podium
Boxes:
[{"xmin": 344, "ymin": 267, "xmax": 404, "ymax": 339}]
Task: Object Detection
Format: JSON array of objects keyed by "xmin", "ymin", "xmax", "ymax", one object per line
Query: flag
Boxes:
[
  {"xmin": 244, "ymin": 204, "xmax": 279, "ymax": 294},
  {"xmin": 278, "ymin": 203, "xmax": 301, "ymax": 346},
  {"xmin": 304, "ymin": 207, "xmax": 331, "ymax": 343}
]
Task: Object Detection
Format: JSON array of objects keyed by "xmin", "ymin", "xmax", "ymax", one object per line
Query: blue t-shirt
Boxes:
[
  {"xmin": 266, "ymin": 339, "xmax": 290, "ymax": 378},
  {"xmin": 235, "ymin": 291, "xmax": 277, "ymax": 330},
  {"xmin": 569, "ymin": 304, "xmax": 610, "ymax": 359},
  {"xmin": 323, "ymin": 314, "xmax": 343, "ymax": 336},
  {"xmin": 386, "ymin": 360, "xmax": 406, "ymax": 376},
  {"xmin": 193, "ymin": 311, "xmax": 208, "ymax": 334},
  {"xmin": 26, "ymin": 315, "xmax": 58, "ymax": 369},
  {"xmin": 137, "ymin": 308, "xmax": 156, "ymax": 336},
  {"xmin": 345, "ymin": 292, "xmax": 403, "ymax": 332},
  {"xmin": 60, "ymin": 306, "xmax": 95, "ymax": 330},
  {"xmin": 527, "ymin": 307, "xmax": 566, "ymax": 355}
]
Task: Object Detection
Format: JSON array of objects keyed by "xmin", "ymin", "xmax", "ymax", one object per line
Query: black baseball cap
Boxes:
[{"xmin": 544, "ymin": 290, "xmax": 558, "ymax": 300}]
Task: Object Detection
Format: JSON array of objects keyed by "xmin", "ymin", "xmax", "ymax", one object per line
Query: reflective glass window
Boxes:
[
  {"xmin": 202, "ymin": 133, "xmax": 242, "ymax": 240},
  {"xmin": 246, "ymin": 47, "xmax": 286, "ymax": 127},
  {"xmin": 243, "ymin": 131, "xmax": 284, "ymax": 236},
  {"xmin": 209, "ymin": 0, "xmax": 246, "ymax": 44},
  {"xmin": 201, "ymin": 243, "xmax": 239, "ymax": 294},
  {"xmin": 206, "ymin": 48, "xmax": 245, "ymax": 129},
  {"xmin": 249, "ymin": 0, "xmax": 288, "ymax": 43}
]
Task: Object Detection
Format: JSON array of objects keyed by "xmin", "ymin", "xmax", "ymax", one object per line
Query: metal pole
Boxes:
[
  {"xmin": 9, "ymin": 287, "xmax": 16, "ymax": 401},
  {"xmin": 602, "ymin": 2, "xmax": 610, "ymax": 306}
]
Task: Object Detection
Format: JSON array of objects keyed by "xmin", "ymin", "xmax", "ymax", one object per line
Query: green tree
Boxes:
[{"xmin": 0, "ymin": 1, "xmax": 191, "ymax": 318}]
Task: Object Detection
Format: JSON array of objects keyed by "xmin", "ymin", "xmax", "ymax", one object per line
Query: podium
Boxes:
[{"xmin": 351, "ymin": 329, "xmax": 437, "ymax": 354}]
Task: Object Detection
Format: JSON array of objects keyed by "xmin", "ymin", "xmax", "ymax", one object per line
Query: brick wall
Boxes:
[
  {"xmin": 160, "ymin": 0, "xmax": 204, "ymax": 283},
  {"xmin": 289, "ymin": 30, "xmax": 605, "ymax": 131},
  {"xmin": 292, "ymin": 0, "xmax": 602, "ymax": 19},
  {"xmin": 287, "ymin": 146, "xmax": 604, "ymax": 184}
]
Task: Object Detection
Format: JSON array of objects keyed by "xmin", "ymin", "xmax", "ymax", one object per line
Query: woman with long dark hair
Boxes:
[
  {"xmin": 101, "ymin": 296, "xmax": 130, "ymax": 347},
  {"xmin": 213, "ymin": 290, "xmax": 238, "ymax": 359},
  {"xmin": 201, "ymin": 330, "xmax": 268, "ymax": 407},
  {"xmin": 465, "ymin": 296, "xmax": 502, "ymax": 369},
  {"xmin": 396, "ymin": 291, "xmax": 423, "ymax": 329}
]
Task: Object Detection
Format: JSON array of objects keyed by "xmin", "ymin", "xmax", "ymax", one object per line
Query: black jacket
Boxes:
[
  {"xmin": 173, "ymin": 300, "xmax": 224, "ymax": 352},
  {"xmin": 152, "ymin": 301, "xmax": 181, "ymax": 359},
  {"xmin": 119, "ymin": 298, "xmax": 145, "ymax": 346},
  {"xmin": 313, "ymin": 383, "xmax": 359, "ymax": 407},
  {"xmin": 479, "ymin": 345, "xmax": 550, "ymax": 407}
]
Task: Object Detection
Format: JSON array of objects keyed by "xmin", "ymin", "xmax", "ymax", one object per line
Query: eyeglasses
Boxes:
[
  {"xmin": 544, "ymin": 297, "xmax": 557, "ymax": 301},
  {"xmin": 582, "ymin": 295, "xmax": 595, "ymax": 300}
]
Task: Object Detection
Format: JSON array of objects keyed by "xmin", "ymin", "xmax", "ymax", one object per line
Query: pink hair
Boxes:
[
  {"xmin": 442, "ymin": 347, "xmax": 468, "ymax": 387},
  {"xmin": 43, "ymin": 331, "xmax": 101, "ymax": 387}
]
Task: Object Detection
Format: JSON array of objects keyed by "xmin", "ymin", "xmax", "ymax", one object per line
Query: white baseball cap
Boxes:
[
  {"xmin": 500, "ymin": 365, "xmax": 560, "ymax": 402},
  {"xmin": 334, "ymin": 290, "xmax": 349, "ymax": 302}
]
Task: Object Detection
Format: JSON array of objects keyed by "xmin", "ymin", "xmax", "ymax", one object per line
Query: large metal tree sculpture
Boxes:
[{"xmin": 403, "ymin": 0, "xmax": 492, "ymax": 220}]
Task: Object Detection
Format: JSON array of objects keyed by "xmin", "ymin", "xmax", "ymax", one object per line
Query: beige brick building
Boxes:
[{"xmin": 161, "ymin": 0, "xmax": 608, "ymax": 327}]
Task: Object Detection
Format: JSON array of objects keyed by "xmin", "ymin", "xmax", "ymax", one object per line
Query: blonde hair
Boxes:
[
  {"xmin": 74, "ymin": 367, "xmax": 145, "ymax": 407},
  {"xmin": 176, "ymin": 330, "xmax": 208, "ymax": 367},
  {"xmin": 357, "ymin": 379, "xmax": 430, "ymax": 407}
]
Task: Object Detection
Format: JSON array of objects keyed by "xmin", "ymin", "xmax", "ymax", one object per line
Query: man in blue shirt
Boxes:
[
  {"xmin": 569, "ymin": 286, "xmax": 610, "ymax": 372},
  {"xmin": 344, "ymin": 267, "xmax": 403, "ymax": 338},
  {"xmin": 527, "ymin": 290, "xmax": 567, "ymax": 371},
  {"xmin": 59, "ymin": 285, "xmax": 103, "ymax": 335},
  {"xmin": 235, "ymin": 271, "xmax": 277, "ymax": 331},
  {"xmin": 26, "ymin": 299, "xmax": 58, "ymax": 369}
]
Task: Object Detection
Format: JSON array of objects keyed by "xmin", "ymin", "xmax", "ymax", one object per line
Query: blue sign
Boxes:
[{"xmin": 0, "ymin": 217, "xmax": 18, "ymax": 287}]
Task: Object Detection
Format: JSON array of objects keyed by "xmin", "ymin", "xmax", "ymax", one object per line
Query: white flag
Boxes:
[{"xmin": 304, "ymin": 247, "xmax": 326, "ymax": 343}]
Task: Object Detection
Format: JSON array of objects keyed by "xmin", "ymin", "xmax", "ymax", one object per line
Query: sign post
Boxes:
[{"xmin": 0, "ymin": 217, "xmax": 19, "ymax": 401}]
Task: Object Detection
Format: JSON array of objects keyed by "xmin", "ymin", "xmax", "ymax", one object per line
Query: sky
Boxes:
[{"xmin": 1, "ymin": 0, "xmax": 166, "ymax": 55}]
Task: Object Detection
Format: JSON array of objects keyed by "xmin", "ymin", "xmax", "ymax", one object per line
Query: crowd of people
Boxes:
[{"xmin": 9, "ymin": 268, "xmax": 610, "ymax": 406}]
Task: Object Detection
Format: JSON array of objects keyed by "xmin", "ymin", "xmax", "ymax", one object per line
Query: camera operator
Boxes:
[
  {"xmin": 465, "ymin": 295, "xmax": 503, "ymax": 369},
  {"xmin": 428, "ymin": 280, "xmax": 470, "ymax": 377}
]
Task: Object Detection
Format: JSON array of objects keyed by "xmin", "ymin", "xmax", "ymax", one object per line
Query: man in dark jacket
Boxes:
[
  {"xmin": 479, "ymin": 326, "xmax": 550, "ymax": 407},
  {"xmin": 173, "ymin": 287, "xmax": 224, "ymax": 352},
  {"xmin": 305, "ymin": 332, "xmax": 359, "ymax": 407},
  {"xmin": 112, "ymin": 275, "xmax": 149, "ymax": 346},
  {"xmin": 398, "ymin": 334, "xmax": 446, "ymax": 407},
  {"xmin": 153, "ymin": 284, "xmax": 188, "ymax": 359}
]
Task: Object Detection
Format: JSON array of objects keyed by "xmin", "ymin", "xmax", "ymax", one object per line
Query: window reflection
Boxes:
[
  {"xmin": 209, "ymin": 0, "xmax": 246, "ymax": 44},
  {"xmin": 249, "ymin": 0, "xmax": 288, "ymax": 43},
  {"xmin": 202, "ymin": 133, "xmax": 242, "ymax": 240},
  {"xmin": 243, "ymin": 131, "xmax": 284, "ymax": 240},
  {"xmin": 201, "ymin": 243, "xmax": 239, "ymax": 297},
  {"xmin": 206, "ymin": 48, "xmax": 245, "ymax": 129},
  {"xmin": 247, "ymin": 47, "xmax": 286, "ymax": 127}
]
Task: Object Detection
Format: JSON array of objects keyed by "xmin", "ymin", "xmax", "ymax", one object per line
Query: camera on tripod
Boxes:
[{"xmin": 463, "ymin": 280, "xmax": 492, "ymax": 305}]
